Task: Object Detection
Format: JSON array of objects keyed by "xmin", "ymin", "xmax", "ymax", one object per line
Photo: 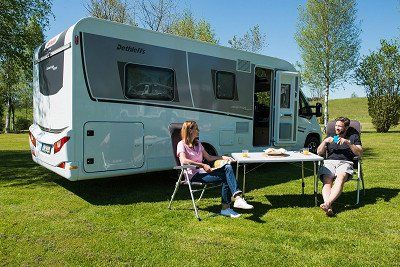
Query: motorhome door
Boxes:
[{"xmin": 273, "ymin": 71, "xmax": 299, "ymax": 146}]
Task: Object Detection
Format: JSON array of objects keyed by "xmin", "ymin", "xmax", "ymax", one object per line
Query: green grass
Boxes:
[
  {"xmin": 1, "ymin": 98, "xmax": 400, "ymax": 266},
  {"xmin": 315, "ymin": 97, "xmax": 399, "ymax": 132}
]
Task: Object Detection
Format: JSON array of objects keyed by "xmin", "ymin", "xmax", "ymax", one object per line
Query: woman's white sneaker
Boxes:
[
  {"xmin": 220, "ymin": 208, "xmax": 241, "ymax": 218},
  {"xmin": 233, "ymin": 197, "xmax": 254, "ymax": 210}
]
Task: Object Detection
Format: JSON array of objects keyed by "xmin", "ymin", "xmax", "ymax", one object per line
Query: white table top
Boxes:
[{"xmin": 231, "ymin": 151, "xmax": 324, "ymax": 163}]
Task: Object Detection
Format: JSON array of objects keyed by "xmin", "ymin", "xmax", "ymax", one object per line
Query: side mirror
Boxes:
[{"xmin": 314, "ymin": 102, "xmax": 322, "ymax": 117}]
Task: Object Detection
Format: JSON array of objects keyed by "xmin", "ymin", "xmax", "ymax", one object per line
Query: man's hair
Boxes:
[
  {"xmin": 335, "ymin": 117, "xmax": 350, "ymax": 127},
  {"xmin": 181, "ymin": 120, "xmax": 198, "ymax": 145}
]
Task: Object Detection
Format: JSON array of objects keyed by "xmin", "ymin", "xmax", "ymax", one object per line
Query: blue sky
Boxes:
[{"xmin": 46, "ymin": 0, "xmax": 400, "ymax": 99}]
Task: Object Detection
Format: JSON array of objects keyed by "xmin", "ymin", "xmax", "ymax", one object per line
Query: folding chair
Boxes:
[
  {"xmin": 167, "ymin": 123, "xmax": 221, "ymax": 221},
  {"xmin": 320, "ymin": 120, "xmax": 365, "ymax": 205}
]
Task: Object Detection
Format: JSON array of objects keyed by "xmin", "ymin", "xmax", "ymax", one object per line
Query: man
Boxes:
[{"xmin": 317, "ymin": 117, "xmax": 363, "ymax": 216}]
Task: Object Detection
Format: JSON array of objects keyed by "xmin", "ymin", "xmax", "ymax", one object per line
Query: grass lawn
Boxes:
[
  {"xmin": 1, "ymin": 129, "xmax": 399, "ymax": 266},
  {"xmin": 316, "ymin": 97, "xmax": 399, "ymax": 132}
]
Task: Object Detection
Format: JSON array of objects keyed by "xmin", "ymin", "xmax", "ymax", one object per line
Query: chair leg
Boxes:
[
  {"xmin": 356, "ymin": 175, "xmax": 360, "ymax": 205},
  {"xmin": 197, "ymin": 184, "xmax": 208, "ymax": 203},
  {"xmin": 168, "ymin": 171, "xmax": 183, "ymax": 209},
  {"xmin": 187, "ymin": 182, "xmax": 201, "ymax": 221}
]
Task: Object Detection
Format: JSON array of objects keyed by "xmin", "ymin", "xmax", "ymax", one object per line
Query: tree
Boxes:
[
  {"xmin": 168, "ymin": 11, "xmax": 218, "ymax": 44},
  {"xmin": 228, "ymin": 25, "xmax": 266, "ymax": 53},
  {"xmin": 295, "ymin": 0, "xmax": 361, "ymax": 130},
  {"xmin": 85, "ymin": 0, "xmax": 134, "ymax": 24},
  {"xmin": 356, "ymin": 40, "xmax": 400, "ymax": 132},
  {"xmin": 0, "ymin": 0, "xmax": 52, "ymax": 133},
  {"xmin": 138, "ymin": 0, "xmax": 176, "ymax": 32}
]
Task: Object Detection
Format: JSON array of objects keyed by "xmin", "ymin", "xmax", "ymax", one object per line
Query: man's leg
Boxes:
[
  {"xmin": 321, "ymin": 175, "xmax": 334, "ymax": 203},
  {"xmin": 325, "ymin": 172, "xmax": 349, "ymax": 208}
]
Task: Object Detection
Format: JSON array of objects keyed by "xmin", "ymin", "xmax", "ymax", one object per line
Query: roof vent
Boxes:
[{"xmin": 237, "ymin": 59, "xmax": 251, "ymax": 73}]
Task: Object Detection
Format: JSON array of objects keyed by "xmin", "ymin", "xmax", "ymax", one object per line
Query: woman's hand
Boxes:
[
  {"xmin": 222, "ymin": 155, "xmax": 235, "ymax": 162},
  {"xmin": 202, "ymin": 164, "xmax": 212, "ymax": 173}
]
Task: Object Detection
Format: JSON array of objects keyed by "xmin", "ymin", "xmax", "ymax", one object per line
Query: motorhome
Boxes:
[{"xmin": 29, "ymin": 17, "xmax": 322, "ymax": 181}]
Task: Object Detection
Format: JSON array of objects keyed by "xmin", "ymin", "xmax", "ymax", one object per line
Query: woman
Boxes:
[{"xmin": 177, "ymin": 121, "xmax": 253, "ymax": 218}]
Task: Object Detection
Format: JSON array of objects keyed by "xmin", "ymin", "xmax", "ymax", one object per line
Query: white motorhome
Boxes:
[{"xmin": 29, "ymin": 17, "xmax": 322, "ymax": 181}]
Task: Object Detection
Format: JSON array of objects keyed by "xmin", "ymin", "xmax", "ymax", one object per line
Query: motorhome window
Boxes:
[
  {"xmin": 280, "ymin": 84, "xmax": 291, "ymax": 108},
  {"xmin": 125, "ymin": 64, "xmax": 174, "ymax": 101},
  {"xmin": 216, "ymin": 71, "xmax": 235, "ymax": 100},
  {"xmin": 299, "ymin": 92, "xmax": 312, "ymax": 116}
]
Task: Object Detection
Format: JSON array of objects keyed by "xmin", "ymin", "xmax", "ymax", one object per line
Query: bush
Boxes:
[
  {"xmin": 14, "ymin": 117, "xmax": 32, "ymax": 132},
  {"xmin": 356, "ymin": 40, "xmax": 400, "ymax": 132}
]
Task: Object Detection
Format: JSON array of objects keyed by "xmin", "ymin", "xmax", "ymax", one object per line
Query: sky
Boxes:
[{"xmin": 46, "ymin": 0, "xmax": 400, "ymax": 99}]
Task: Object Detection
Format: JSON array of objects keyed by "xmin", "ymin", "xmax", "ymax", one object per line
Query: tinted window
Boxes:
[
  {"xmin": 125, "ymin": 64, "xmax": 174, "ymax": 101},
  {"xmin": 37, "ymin": 30, "xmax": 67, "ymax": 96},
  {"xmin": 216, "ymin": 71, "xmax": 235, "ymax": 100},
  {"xmin": 280, "ymin": 84, "xmax": 291, "ymax": 108}
]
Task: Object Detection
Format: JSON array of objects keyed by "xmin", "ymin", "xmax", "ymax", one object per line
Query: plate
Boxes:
[
  {"xmin": 41, "ymin": 143, "xmax": 52, "ymax": 154},
  {"xmin": 264, "ymin": 148, "xmax": 287, "ymax": 156},
  {"xmin": 264, "ymin": 152, "xmax": 289, "ymax": 157}
]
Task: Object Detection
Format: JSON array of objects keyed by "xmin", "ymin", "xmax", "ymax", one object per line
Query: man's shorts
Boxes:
[{"xmin": 318, "ymin": 160, "xmax": 354, "ymax": 181}]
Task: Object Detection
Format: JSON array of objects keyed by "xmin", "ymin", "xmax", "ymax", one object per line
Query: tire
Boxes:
[
  {"xmin": 202, "ymin": 143, "xmax": 217, "ymax": 165},
  {"xmin": 202, "ymin": 143, "xmax": 217, "ymax": 156},
  {"xmin": 304, "ymin": 135, "xmax": 320, "ymax": 154}
]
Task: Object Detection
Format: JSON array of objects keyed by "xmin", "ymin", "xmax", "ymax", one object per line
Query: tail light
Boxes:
[
  {"xmin": 57, "ymin": 162, "xmax": 66, "ymax": 169},
  {"xmin": 57, "ymin": 162, "xmax": 78, "ymax": 170},
  {"xmin": 29, "ymin": 131, "xmax": 36, "ymax": 147},
  {"xmin": 54, "ymin": 136, "xmax": 70, "ymax": 154}
]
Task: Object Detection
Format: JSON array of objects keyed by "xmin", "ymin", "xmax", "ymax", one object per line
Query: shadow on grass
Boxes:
[
  {"xmin": 265, "ymin": 187, "xmax": 400, "ymax": 215},
  {"xmin": 0, "ymin": 150, "xmax": 56, "ymax": 187}
]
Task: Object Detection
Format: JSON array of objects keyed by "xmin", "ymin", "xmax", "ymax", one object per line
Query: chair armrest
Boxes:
[{"xmin": 173, "ymin": 164, "xmax": 199, "ymax": 170}]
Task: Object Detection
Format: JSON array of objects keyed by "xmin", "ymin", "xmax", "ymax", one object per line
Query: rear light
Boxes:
[
  {"xmin": 29, "ymin": 131, "xmax": 36, "ymax": 147},
  {"xmin": 74, "ymin": 35, "xmax": 79, "ymax": 45},
  {"xmin": 31, "ymin": 150, "xmax": 36, "ymax": 157},
  {"xmin": 57, "ymin": 162, "xmax": 78, "ymax": 170},
  {"xmin": 57, "ymin": 162, "xmax": 66, "ymax": 169},
  {"xmin": 54, "ymin": 136, "xmax": 70, "ymax": 154}
]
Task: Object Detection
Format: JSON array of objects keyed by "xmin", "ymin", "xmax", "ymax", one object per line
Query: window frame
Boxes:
[
  {"xmin": 280, "ymin": 83, "xmax": 291, "ymax": 109},
  {"xmin": 124, "ymin": 63, "xmax": 176, "ymax": 101},
  {"xmin": 214, "ymin": 70, "xmax": 237, "ymax": 100}
]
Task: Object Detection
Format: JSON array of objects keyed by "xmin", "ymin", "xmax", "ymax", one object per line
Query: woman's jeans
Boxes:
[{"xmin": 191, "ymin": 164, "xmax": 241, "ymax": 205}]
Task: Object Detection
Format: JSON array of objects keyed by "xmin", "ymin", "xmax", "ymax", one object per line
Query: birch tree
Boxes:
[
  {"xmin": 0, "ymin": 0, "xmax": 52, "ymax": 133},
  {"xmin": 228, "ymin": 25, "xmax": 267, "ymax": 53},
  {"xmin": 295, "ymin": 0, "xmax": 361, "ymax": 129},
  {"xmin": 85, "ymin": 0, "xmax": 134, "ymax": 24}
]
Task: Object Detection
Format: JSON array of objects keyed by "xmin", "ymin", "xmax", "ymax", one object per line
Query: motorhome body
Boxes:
[{"xmin": 29, "ymin": 17, "xmax": 322, "ymax": 181}]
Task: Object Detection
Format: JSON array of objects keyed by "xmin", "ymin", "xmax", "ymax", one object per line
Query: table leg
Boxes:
[
  {"xmin": 314, "ymin": 161, "xmax": 318, "ymax": 206},
  {"xmin": 301, "ymin": 161, "xmax": 305, "ymax": 195},
  {"xmin": 236, "ymin": 161, "xmax": 239, "ymax": 182},
  {"xmin": 242, "ymin": 164, "xmax": 247, "ymax": 197}
]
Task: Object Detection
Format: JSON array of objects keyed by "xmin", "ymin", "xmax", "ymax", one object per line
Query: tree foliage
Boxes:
[
  {"xmin": 138, "ymin": 0, "xmax": 176, "ymax": 32},
  {"xmin": 356, "ymin": 40, "xmax": 400, "ymax": 132},
  {"xmin": 85, "ymin": 0, "xmax": 133, "ymax": 24},
  {"xmin": 228, "ymin": 25, "xmax": 266, "ymax": 53},
  {"xmin": 168, "ymin": 11, "xmax": 218, "ymax": 44},
  {"xmin": 295, "ymin": 0, "xmax": 361, "ymax": 129},
  {"xmin": 0, "ymin": 0, "xmax": 52, "ymax": 132}
]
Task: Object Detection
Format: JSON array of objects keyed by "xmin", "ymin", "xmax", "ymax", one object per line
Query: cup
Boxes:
[
  {"xmin": 302, "ymin": 147, "xmax": 310, "ymax": 155},
  {"xmin": 333, "ymin": 135, "xmax": 340, "ymax": 144},
  {"xmin": 242, "ymin": 149, "xmax": 249, "ymax": 157}
]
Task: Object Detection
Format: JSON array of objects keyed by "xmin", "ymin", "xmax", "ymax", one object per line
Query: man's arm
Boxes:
[
  {"xmin": 317, "ymin": 136, "xmax": 333, "ymax": 156},
  {"xmin": 340, "ymin": 139, "xmax": 363, "ymax": 156}
]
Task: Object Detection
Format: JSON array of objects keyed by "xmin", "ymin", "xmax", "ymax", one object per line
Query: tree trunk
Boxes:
[
  {"xmin": 5, "ymin": 97, "xmax": 11, "ymax": 133},
  {"xmin": 11, "ymin": 103, "xmax": 15, "ymax": 132},
  {"xmin": 323, "ymin": 84, "xmax": 330, "ymax": 133}
]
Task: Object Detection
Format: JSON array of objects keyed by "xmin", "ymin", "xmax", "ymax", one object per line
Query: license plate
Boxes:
[{"xmin": 41, "ymin": 143, "xmax": 52, "ymax": 154}]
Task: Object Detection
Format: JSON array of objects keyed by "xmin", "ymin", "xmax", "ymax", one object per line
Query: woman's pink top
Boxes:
[{"xmin": 176, "ymin": 140, "xmax": 206, "ymax": 180}]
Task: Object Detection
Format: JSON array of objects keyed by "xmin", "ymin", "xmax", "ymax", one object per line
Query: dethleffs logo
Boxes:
[{"xmin": 117, "ymin": 44, "xmax": 145, "ymax": 54}]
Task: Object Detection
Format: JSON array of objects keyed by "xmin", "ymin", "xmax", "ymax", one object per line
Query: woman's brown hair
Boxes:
[{"xmin": 181, "ymin": 121, "xmax": 199, "ymax": 145}]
